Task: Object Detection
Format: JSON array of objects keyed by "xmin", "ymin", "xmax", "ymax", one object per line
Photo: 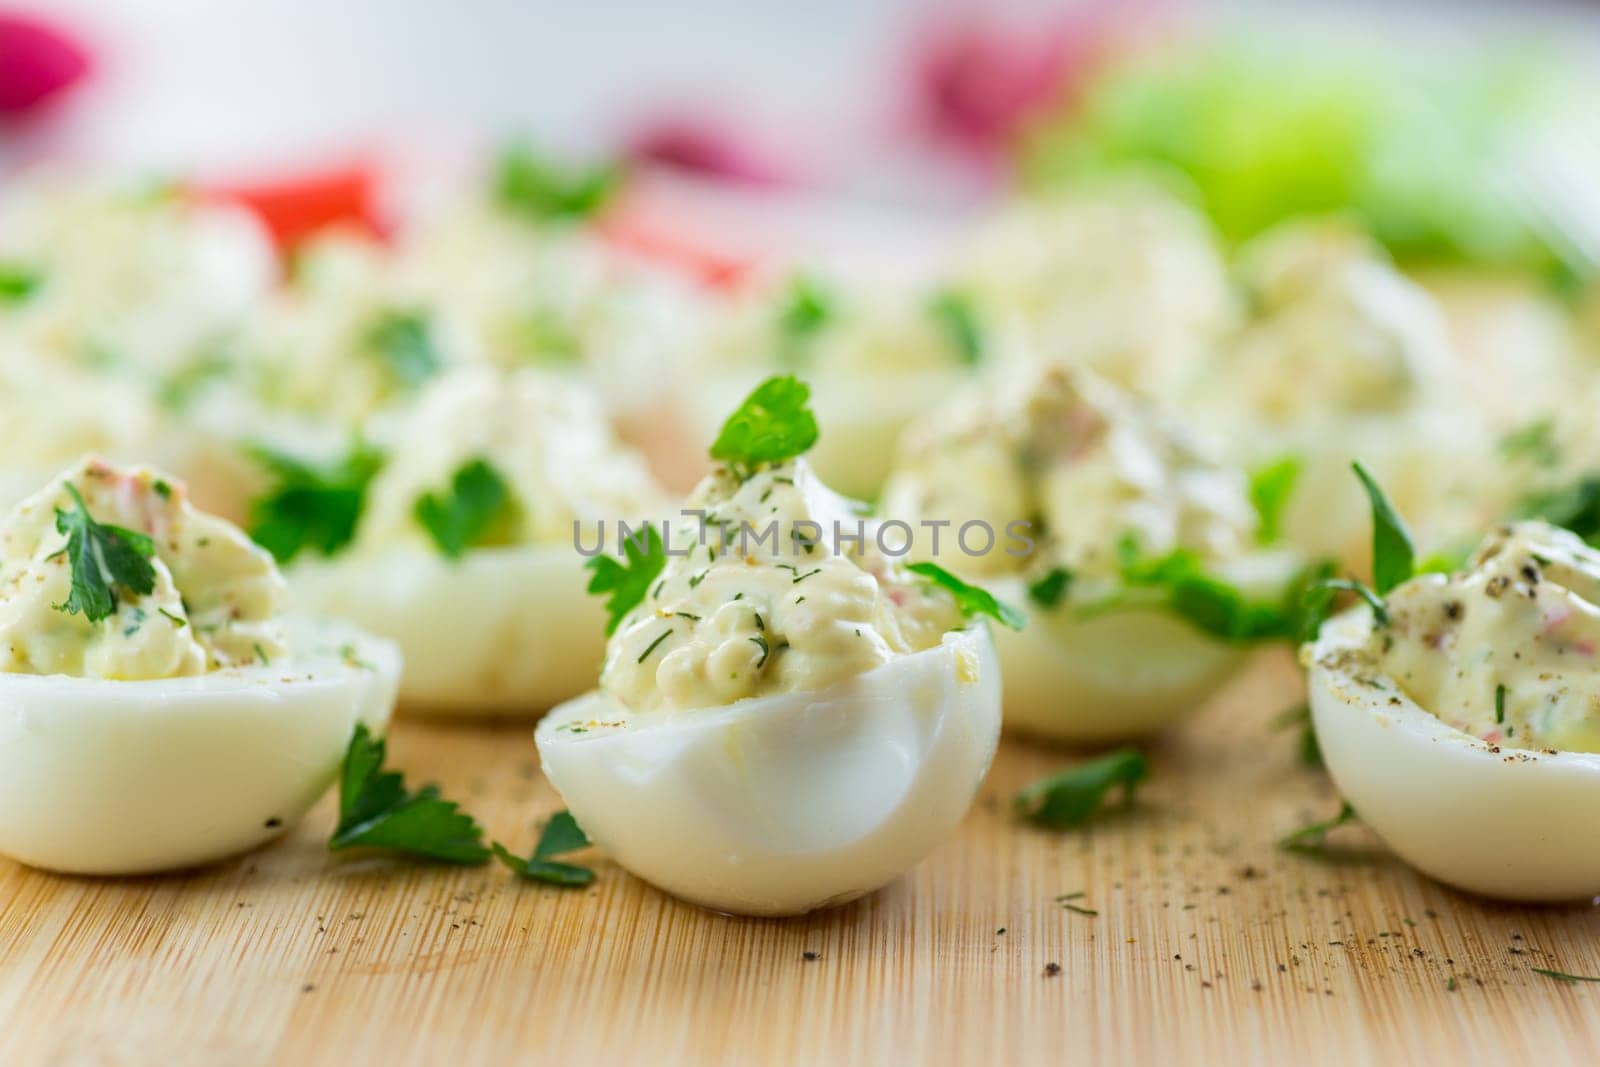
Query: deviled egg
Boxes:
[
  {"xmin": 956, "ymin": 176, "xmax": 1235, "ymax": 403},
  {"xmin": 882, "ymin": 363, "xmax": 1301, "ymax": 742},
  {"xmin": 1184, "ymin": 220, "xmax": 1491, "ymax": 569},
  {"xmin": 0, "ymin": 173, "xmax": 275, "ymax": 378},
  {"xmin": 0, "ymin": 458, "xmax": 399, "ymax": 875},
  {"xmin": 536, "ymin": 377, "xmax": 1004, "ymax": 916},
  {"xmin": 1308, "ymin": 520, "xmax": 1600, "ymax": 901},
  {"xmin": 287, "ymin": 365, "xmax": 665, "ymax": 714}
]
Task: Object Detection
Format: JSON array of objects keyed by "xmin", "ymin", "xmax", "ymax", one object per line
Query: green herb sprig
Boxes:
[
  {"xmin": 247, "ymin": 441, "xmax": 384, "ymax": 563},
  {"xmin": 708, "ymin": 375, "xmax": 821, "ymax": 478},
  {"xmin": 906, "ymin": 561, "xmax": 1024, "ymax": 630},
  {"xmin": 493, "ymin": 811, "xmax": 595, "ymax": 887},
  {"xmin": 1249, "ymin": 455, "xmax": 1302, "ymax": 545},
  {"xmin": 414, "ymin": 457, "xmax": 514, "ymax": 559},
  {"xmin": 586, "ymin": 524, "xmax": 667, "ymax": 635},
  {"xmin": 1015, "ymin": 748, "xmax": 1148, "ymax": 829},
  {"xmin": 329, "ymin": 724, "xmax": 490, "ymax": 864}
]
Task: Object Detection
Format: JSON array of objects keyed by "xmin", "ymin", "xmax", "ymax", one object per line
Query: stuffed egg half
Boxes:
[
  {"xmin": 287, "ymin": 365, "xmax": 666, "ymax": 714},
  {"xmin": 1308, "ymin": 521, "xmax": 1600, "ymax": 901},
  {"xmin": 537, "ymin": 382, "xmax": 1003, "ymax": 916},
  {"xmin": 0, "ymin": 458, "xmax": 399, "ymax": 875},
  {"xmin": 882, "ymin": 362, "xmax": 1299, "ymax": 743}
]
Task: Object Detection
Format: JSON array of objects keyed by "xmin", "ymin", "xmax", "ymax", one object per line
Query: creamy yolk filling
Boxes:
[
  {"xmin": 0, "ymin": 457, "xmax": 286, "ymax": 680},
  {"xmin": 1375, "ymin": 521, "xmax": 1600, "ymax": 753},
  {"xmin": 600, "ymin": 460, "xmax": 964, "ymax": 713},
  {"xmin": 883, "ymin": 363, "xmax": 1256, "ymax": 581}
]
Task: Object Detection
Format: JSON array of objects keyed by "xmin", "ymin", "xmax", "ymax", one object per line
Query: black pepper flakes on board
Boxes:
[{"xmin": 1043, "ymin": 962, "xmax": 1061, "ymax": 978}]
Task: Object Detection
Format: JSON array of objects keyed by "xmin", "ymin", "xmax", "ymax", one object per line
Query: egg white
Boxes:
[
  {"xmin": 289, "ymin": 544, "xmax": 603, "ymax": 715},
  {"xmin": 1309, "ymin": 606, "xmax": 1600, "ymax": 902},
  {"xmin": 535, "ymin": 625, "xmax": 1001, "ymax": 917},
  {"xmin": 0, "ymin": 619, "xmax": 399, "ymax": 876},
  {"xmin": 989, "ymin": 552, "xmax": 1297, "ymax": 743}
]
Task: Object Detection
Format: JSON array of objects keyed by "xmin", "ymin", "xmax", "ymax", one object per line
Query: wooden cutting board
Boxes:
[{"xmin": 2, "ymin": 649, "xmax": 1597, "ymax": 1066}]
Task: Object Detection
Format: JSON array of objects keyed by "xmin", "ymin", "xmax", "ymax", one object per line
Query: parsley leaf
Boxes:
[
  {"xmin": 906, "ymin": 561, "xmax": 1025, "ymax": 630},
  {"xmin": 927, "ymin": 289, "xmax": 984, "ymax": 365},
  {"xmin": 586, "ymin": 523, "xmax": 667, "ymax": 635},
  {"xmin": 0, "ymin": 262, "xmax": 42, "ymax": 303},
  {"xmin": 492, "ymin": 810, "xmax": 595, "ymax": 887},
  {"xmin": 413, "ymin": 458, "xmax": 515, "ymax": 559},
  {"xmin": 1026, "ymin": 566, "xmax": 1073, "ymax": 610},
  {"xmin": 51, "ymin": 484, "xmax": 158, "ymax": 624},
  {"xmin": 329, "ymin": 723, "xmax": 490, "ymax": 864},
  {"xmin": 1352, "ymin": 461, "xmax": 1414, "ymax": 594},
  {"xmin": 1249, "ymin": 455, "xmax": 1302, "ymax": 545},
  {"xmin": 495, "ymin": 144, "xmax": 622, "ymax": 221},
  {"xmin": 247, "ymin": 442, "xmax": 384, "ymax": 563},
  {"xmin": 708, "ymin": 375, "xmax": 820, "ymax": 475},
  {"xmin": 1277, "ymin": 801, "xmax": 1357, "ymax": 852},
  {"xmin": 1015, "ymin": 748, "xmax": 1147, "ymax": 829},
  {"xmin": 366, "ymin": 310, "xmax": 441, "ymax": 389}
]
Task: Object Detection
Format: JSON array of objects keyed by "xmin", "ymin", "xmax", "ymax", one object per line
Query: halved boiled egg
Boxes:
[
  {"xmin": 536, "ymin": 380, "xmax": 1004, "ymax": 915},
  {"xmin": 292, "ymin": 543, "xmax": 597, "ymax": 713},
  {"xmin": 1308, "ymin": 521, "xmax": 1600, "ymax": 901},
  {"xmin": 0, "ymin": 458, "xmax": 400, "ymax": 874},
  {"xmin": 988, "ymin": 552, "xmax": 1299, "ymax": 743},
  {"xmin": 882, "ymin": 362, "xmax": 1295, "ymax": 742},
  {"xmin": 285, "ymin": 365, "xmax": 665, "ymax": 715},
  {"xmin": 538, "ymin": 625, "xmax": 1000, "ymax": 916}
]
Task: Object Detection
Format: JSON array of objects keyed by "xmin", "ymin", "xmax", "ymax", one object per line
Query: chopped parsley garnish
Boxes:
[
  {"xmin": 0, "ymin": 262, "xmax": 41, "ymax": 303},
  {"xmin": 777, "ymin": 275, "xmax": 833, "ymax": 342},
  {"xmin": 1531, "ymin": 967, "xmax": 1600, "ymax": 984},
  {"xmin": 495, "ymin": 143, "xmax": 622, "ymax": 221},
  {"xmin": 329, "ymin": 724, "xmax": 490, "ymax": 864},
  {"xmin": 586, "ymin": 524, "xmax": 667, "ymax": 635},
  {"xmin": 708, "ymin": 375, "xmax": 820, "ymax": 477},
  {"xmin": 1026, "ymin": 567, "xmax": 1073, "ymax": 609},
  {"xmin": 1352, "ymin": 461, "xmax": 1414, "ymax": 594},
  {"xmin": 366, "ymin": 310, "xmax": 441, "ymax": 389},
  {"xmin": 906, "ymin": 562, "xmax": 1024, "ymax": 630},
  {"xmin": 637, "ymin": 628, "xmax": 674, "ymax": 663},
  {"xmin": 927, "ymin": 289, "xmax": 984, "ymax": 365},
  {"xmin": 1277, "ymin": 801, "xmax": 1357, "ymax": 853},
  {"xmin": 247, "ymin": 441, "xmax": 384, "ymax": 563},
  {"xmin": 51, "ymin": 484, "xmax": 158, "ymax": 624},
  {"xmin": 413, "ymin": 457, "xmax": 515, "ymax": 559},
  {"xmin": 1495, "ymin": 684, "xmax": 1507, "ymax": 725},
  {"xmin": 492, "ymin": 810, "xmax": 595, "ymax": 887},
  {"xmin": 1014, "ymin": 748, "xmax": 1147, "ymax": 829},
  {"xmin": 1248, "ymin": 455, "xmax": 1302, "ymax": 545}
]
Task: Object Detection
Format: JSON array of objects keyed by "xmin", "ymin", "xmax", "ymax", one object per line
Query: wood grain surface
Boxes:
[{"xmin": 2, "ymin": 648, "xmax": 1597, "ymax": 1067}]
